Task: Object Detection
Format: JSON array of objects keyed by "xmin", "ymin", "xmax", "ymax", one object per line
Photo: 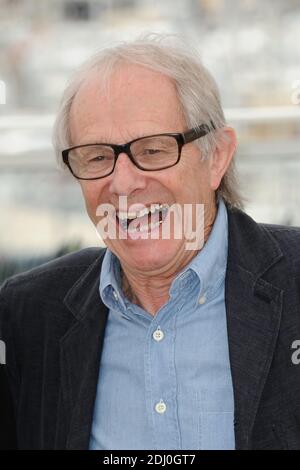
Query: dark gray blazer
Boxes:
[{"xmin": 1, "ymin": 205, "xmax": 300, "ymax": 450}]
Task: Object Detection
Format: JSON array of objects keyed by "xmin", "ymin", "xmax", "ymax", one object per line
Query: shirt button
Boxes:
[
  {"xmin": 152, "ymin": 329, "xmax": 164, "ymax": 342},
  {"xmin": 155, "ymin": 400, "xmax": 167, "ymax": 414},
  {"xmin": 199, "ymin": 294, "xmax": 206, "ymax": 305}
]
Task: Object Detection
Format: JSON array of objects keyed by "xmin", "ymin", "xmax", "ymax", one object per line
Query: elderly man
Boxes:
[{"xmin": 1, "ymin": 36, "xmax": 300, "ymax": 451}]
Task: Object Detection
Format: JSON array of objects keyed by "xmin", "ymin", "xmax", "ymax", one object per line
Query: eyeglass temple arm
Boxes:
[{"xmin": 183, "ymin": 121, "xmax": 216, "ymax": 144}]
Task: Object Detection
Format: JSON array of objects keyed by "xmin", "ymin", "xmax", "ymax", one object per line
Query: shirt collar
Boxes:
[
  {"xmin": 99, "ymin": 247, "xmax": 127, "ymax": 313},
  {"xmin": 99, "ymin": 198, "xmax": 228, "ymax": 312}
]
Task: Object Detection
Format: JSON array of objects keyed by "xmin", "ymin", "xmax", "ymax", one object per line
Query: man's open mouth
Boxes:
[{"xmin": 116, "ymin": 203, "xmax": 169, "ymax": 234}]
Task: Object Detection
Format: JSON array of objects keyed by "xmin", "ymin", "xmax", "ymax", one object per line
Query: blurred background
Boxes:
[{"xmin": 0, "ymin": 0, "xmax": 300, "ymax": 280}]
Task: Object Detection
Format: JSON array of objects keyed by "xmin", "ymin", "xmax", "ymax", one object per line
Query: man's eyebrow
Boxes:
[
  {"xmin": 75, "ymin": 132, "xmax": 164, "ymax": 146},
  {"xmin": 74, "ymin": 138, "xmax": 110, "ymax": 146}
]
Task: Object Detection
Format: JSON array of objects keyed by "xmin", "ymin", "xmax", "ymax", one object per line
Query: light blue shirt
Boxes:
[{"xmin": 89, "ymin": 198, "xmax": 235, "ymax": 450}]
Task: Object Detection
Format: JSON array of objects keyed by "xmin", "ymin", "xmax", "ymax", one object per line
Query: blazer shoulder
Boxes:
[
  {"xmin": 259, "ymin": 222, "xmax": 300, "ymax": 264},
  {"xmin": 260, "ymin": 222, "xmax": 300, "ymax": 234},
  {"xmin": 0, "ymin": 247, "xmax": 106, "ymax": 300},
  {"xmin": 259, "ymin": 222, "xmax": 300, "ymax": 244}
]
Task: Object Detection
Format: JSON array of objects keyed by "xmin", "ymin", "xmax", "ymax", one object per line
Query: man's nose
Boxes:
[{"xmin": 108, "ymin": 152, "xmax": 147, "ymax": 195}]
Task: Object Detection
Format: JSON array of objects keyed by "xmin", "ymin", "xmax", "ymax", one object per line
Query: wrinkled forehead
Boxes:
[
  {"xmin": 73, "ymin": 62, "xmax": 181, "ymax": 108},
  {"xmin": 69, "ymin": 63, "xmax": 186, "ymax": 143}
]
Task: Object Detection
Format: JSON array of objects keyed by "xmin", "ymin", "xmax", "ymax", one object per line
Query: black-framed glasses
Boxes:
[{"xmin": 62, "ymin": 121, "xmax": 216, "ymax": 180}]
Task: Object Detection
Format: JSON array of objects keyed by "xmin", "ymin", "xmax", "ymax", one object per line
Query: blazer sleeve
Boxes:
[{"xmin": 0, "ymin": 280, "xmax": 18, "ymax": 449}]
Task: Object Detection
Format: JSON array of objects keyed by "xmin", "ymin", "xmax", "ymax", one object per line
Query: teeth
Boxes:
[
  {"xmin": 117, "ymin": 203, "xmax": 169, "ymax": 233},
  {"xmin": 127, "ymin": 220, "xmax": 163, "ymax": 234},
  {"xmin": 127, "ymin": 213, "xmax": 136, "ymax": 220},
  {"xmin": 118, "ymin": 212, "xmax": 132, "ymax": 221},
  {"xmin": 150, "ymin": 204, "xmax": 160, "ymax": 214},
  {"xmin": 118, "ymin": 204, "xmax": 168, "ymax": 221},
  {"xmin": 132, "ymin": 207, "xmax": 149, "ymax": 218}
]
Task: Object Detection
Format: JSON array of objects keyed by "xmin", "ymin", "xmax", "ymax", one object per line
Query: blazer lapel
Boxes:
[
  {"xmin": 225, "ymin": 207, "xmax": 283, "ymax": 449},
  {"xmin": 55, "ymin": 250, "xmax": 109, "ymax": 449}
]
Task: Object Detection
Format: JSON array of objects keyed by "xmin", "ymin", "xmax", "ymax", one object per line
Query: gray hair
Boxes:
[{"xmin": 53, "ymin": 33, "xmax": 243, "ymax": 209}]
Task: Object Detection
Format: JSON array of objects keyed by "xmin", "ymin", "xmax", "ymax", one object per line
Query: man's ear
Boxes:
[{"xmin": 209, "ymin": 127, "xmax": 237, "ymax": 191}]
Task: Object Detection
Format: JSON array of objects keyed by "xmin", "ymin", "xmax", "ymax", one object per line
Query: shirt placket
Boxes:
[{"xmin": 144, "ymin": 300, "xmax": 182, "ymax": 450}]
